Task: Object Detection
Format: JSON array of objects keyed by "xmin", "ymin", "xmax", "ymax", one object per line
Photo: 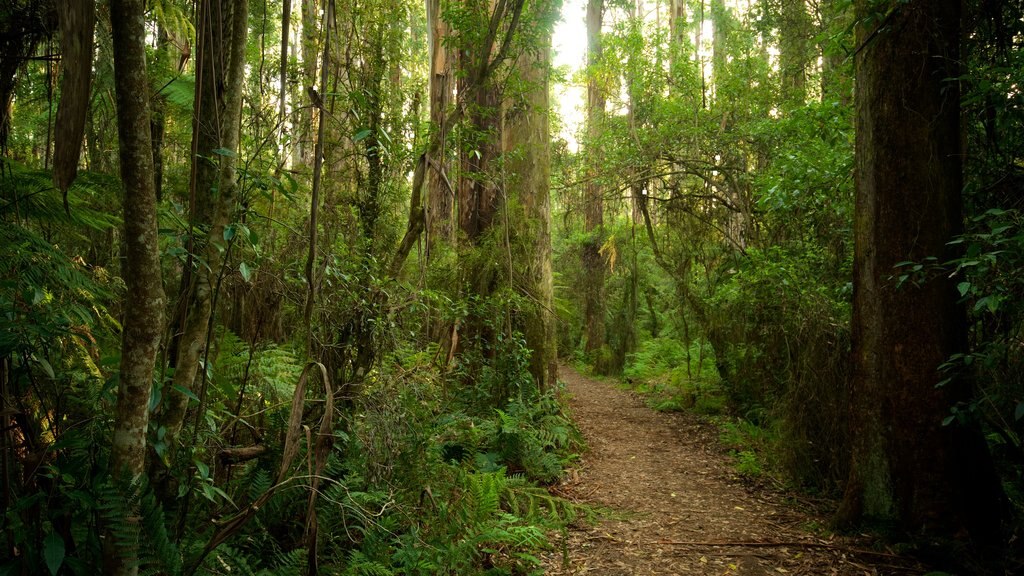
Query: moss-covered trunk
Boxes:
[{"xmin": 106, "ymin": 0, "xmax": 166, "ymax": 573}]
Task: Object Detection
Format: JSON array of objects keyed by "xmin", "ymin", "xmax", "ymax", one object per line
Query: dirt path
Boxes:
[{"xmin": 544, "ymin": 365, "xmax": 922, "ymax": 576}]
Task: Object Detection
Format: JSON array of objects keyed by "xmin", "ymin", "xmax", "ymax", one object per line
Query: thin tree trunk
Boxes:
[
  {"xmin": 299, "ymin": 0, "xmax": 319, "ymax": 167},
  {"xmin": 156, "ymin": 0, "xmax": 249, "ymax": 477},
  {"xmin": 279, "ymin": 0, "xmax": 291, "ymax": 143},
  {"xmin": 106, "ymin": 1, "xmax": 166, "ymax": 574}
]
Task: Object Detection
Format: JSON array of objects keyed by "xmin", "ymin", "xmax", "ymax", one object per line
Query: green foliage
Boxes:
[{"xmin": 718, "ymin": 418, "xmax": 774, "ymax": 480}]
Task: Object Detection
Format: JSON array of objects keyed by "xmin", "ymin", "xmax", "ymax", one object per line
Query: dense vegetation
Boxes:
[{"xmin": 0, "ymin": 0, "xmax": 1022, "ymax": 574}]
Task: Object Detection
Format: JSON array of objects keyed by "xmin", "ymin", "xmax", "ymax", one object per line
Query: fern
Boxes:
[
  {"xmin": 96, "ymin": 478, "xmax": 182, "ymax": 576},
  {"xmin": 344, "ymin": 550, "xmax": 395, "ymax": 576}
]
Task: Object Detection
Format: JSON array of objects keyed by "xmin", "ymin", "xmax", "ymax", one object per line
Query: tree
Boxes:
[
  {"xmin": 426, "ymin": 0, "xmax": 454, "ymax": 256},
  {"xmin": 838, "ymin": 0, "xmax": 1004, "ymax": 539},
  {"xmin": 778, "ymin": 0, "xmax": 810, "ymax": 109},
  {"xmin": 106, "ymin": 0, "xmax": 166, "ymax": 573},
  {"xmin": 504, "ymin": 0, "xmax": 557, "ymax": 390},
  {"xmin": 582, "ymin": 0, "xmax": 607, "ymax": 369},
  {"xmin": 156, "ymin": 0, "xmax": 249, "ymax": 479}
]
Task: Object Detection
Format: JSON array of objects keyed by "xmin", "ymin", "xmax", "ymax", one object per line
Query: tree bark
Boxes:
[
  {"xmin": 504, "ymin": 1, "xmax": 557, "ymax": 390},
  {"xmin": 107, "ymin": 0, "xmax": 166, "ymax": 573},
  {"xmin": 778, "ymin": 0, "xmax": 810, "ymax": 109},
  {"xmin": 426, "ymin": 0, "xmax": 454, "ymax": 257},
  {"xmin": 838, "ymin": 0, "xmax": 1004, "ymax": 540},
  {"xmin": 298, "ymin": 0, "xmax": 319, "ymax": 167},
  {"xmin": 156, "ymin": 0, "xmax": 249, "ymax": 475},
  {"xmin": 53, "ymin": 0, "xmax": 95, "ymax": 197},
  {"xmin": 583, "ymin": 0, "xmax": 607, "ymax": 367}
]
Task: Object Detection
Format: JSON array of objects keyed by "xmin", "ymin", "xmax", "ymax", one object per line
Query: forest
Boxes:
[{"xmin": 1, "ymin": 0, "xmax": 1022, "ymax": 573}]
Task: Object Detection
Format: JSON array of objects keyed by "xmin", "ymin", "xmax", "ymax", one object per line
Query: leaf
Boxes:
[
  {"xmin": 223, "ymin": 224, "xmax": 236, "ymax": 241},
  {"xmin": 36, "ymin": 357, "xmax": 55, "ymax": 379},
  {"xmin": 353, "ymin": 129, "xmax": 372, "ymax": 142},
  {"xmin": 195, "ymin": 459, "xmax": 210, "ymax": 480},
  {"xmin": 1015, "ymin": 402, "xmax": 1024, "ymax": 422},
  {"xmin": 172, "ymin": 384, "xmax": 200, "ymax": 402},
  {"xmin": 211, "ymin": 147, "xmax": 237, "ymax": 157},
  {"xmin": 957, "ymin": 281, "xmax": 971, "ymax": 297},
  {"xmin": 43, "ymin": 532, "xmax": 65, "ymax": 576},
  {"xmin": 942, "ymin": 415, "xmax": 956, "ymax": 426},
  {"xmin": 239, "ymin": 261, "xmax": 252, "ymax": 283}
]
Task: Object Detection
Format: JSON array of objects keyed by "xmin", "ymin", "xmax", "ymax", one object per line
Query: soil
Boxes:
[{"xmin": 543, "ymin": 365, "xmax": 926, "ymax": 576}]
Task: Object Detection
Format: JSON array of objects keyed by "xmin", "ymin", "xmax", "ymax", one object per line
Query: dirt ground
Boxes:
[{"xmin": 542, "ymin": 365, "xmax": 926, "ymax": 576}]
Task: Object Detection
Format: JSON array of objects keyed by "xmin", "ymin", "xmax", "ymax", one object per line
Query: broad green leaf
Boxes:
[
  {"xmin": 1015, "ymin": 402, "xmax": 1024, "ymax": 422},
  {"xmin": 354, "ymin": 129, "xmax": 372, "ymax": 142},
  {"xmin": 239, "ymin": 261, "xmax": 252, "ymax": 283},
  {"xmin": 957, "ymin": 281, "xmax": 971, "ymax": 297},
  {"xmin": 43, "ymin": 532, "xmax": 65, "ymax": 576},
  {"xmin": 195, "ymin": 459, "xmax": 210, "ymax": 480},
  {"xmin": 211, "ymin": 147, "xmax": 236, "ymax": 157}
]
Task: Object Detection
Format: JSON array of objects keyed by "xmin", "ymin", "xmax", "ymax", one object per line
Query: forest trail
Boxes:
[{"xmin": 544, "ymin": 365, "xmax": 922, "ymax": 576}]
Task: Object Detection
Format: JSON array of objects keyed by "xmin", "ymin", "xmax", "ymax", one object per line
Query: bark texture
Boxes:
[
  {"xmin": 107, "ymin": 0, "xmax": 165, "ymax": 573},
  {"xmin": 53, "ymin": 0, "xmax": 95, "ymax": 195},
  {"xmin": 426, "ymin": 0, "xmax": 454, "ymax": 256},
  {"xmin": 778, "ymin": 0, "xmax": 810, "ymax": 109},
  {"xmin": 583, "ymin": 0, "xmax": 606, "ymax": 365},
  {"xmin": 839, "ymin": 0, "xmax": 1003, "ymax": 539},
  {"xmin": 157, "ymin": 0, "xmax": 249, "ymax": 469},
  {"xmin": 504, "ymin": 4, "xmax": 557, "ymax": 390}
]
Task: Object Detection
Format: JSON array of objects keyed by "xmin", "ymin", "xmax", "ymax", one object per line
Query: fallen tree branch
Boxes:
[{"xmin": 653, "ymin": 539, "xmax": 905, "ymax": 560}]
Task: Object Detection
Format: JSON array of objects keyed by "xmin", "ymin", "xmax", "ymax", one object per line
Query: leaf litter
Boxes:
[{"xmin": 543, "ymin": 366, "xmax": 926, "ymax": 575}]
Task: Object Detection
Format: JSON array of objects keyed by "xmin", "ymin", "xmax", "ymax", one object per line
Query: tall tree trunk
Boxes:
[
  {"xmin": 279, "ymin": 0, "xmax": 292, "ymax": 144},
  {"xmin": 504, "ymin": 1, "xmax": 557, "ymax": 390},
  {"xmin": 583, "ymin": 0, "xmax": 607, "ymax": 369},
  {"xmin": 778, "ymin": 0, "xmax": 810, "ymax": 109},
  {"xmin": 53, "ymin": 0, "xmax": 95, "ymax": 197},
  {"xmin": 106, "ymin": 1, "xmax": 165, "ymax": 574},
  {"xmin": 426, "ymin": 0, "xmax": 453, "ymax": 257},
  {"xmin": 710, "ymin": 0, "xmax": 727, "ymax": 98},
  {"xmin": 298, "ymin": 0, "xmax": 319, "ymax": 167},
  {"xmin": 837, "ymin": 0, "xmax": 1003, "ymax": 540},
  {"xmin": 156, "ymin": 0, "xmax": 249, "ymax": 480}
]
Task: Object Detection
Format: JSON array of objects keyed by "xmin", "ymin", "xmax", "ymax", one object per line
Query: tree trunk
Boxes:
[
  {"xmin": 53, "ymin": 0, "xmax": 95, "ymax": 196},
  {"xmin": 106, "ymin": 1, "xmax": 166, "ymax": 573},
  {"xmin": 838, "ymin": 0, "xmax": 1004, "ymax": 540},
  {"xmin": 583, "ymin": 0, "xmax": 607, "ymax": 369},
  {"xmin": 778, "ymin": 0, "xmax": 810, "ymax": 109},
  {"xmin": 426, "ymin": 0, "xmax": 453, "ymax": 257},
  {"xmin": 504, "ymin": 1, "xmax": 557, "ymax": 390},
  {"xmin": 156, "ymin": 0, "xmax": 249, "ymax": 478},
  {"xmin": 298, "ymin": 0, "xmax": 319, "ymax": 167}
]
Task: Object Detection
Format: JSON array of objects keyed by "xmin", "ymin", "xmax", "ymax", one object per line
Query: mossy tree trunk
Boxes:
[
  {"xmin": 838, "ymin": 0, "xmax": 1004, "ymax": 540},
  {"xmin": 155, "ymin": 0, "xmax": 249, "ymax": 482},
  {"xmin": 504, "ymin": 1, "xmax": 557, "ymax": 391},
  {"xmin": 106, "ymin": 0, "xmax": 166, "ymax": 573}
]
